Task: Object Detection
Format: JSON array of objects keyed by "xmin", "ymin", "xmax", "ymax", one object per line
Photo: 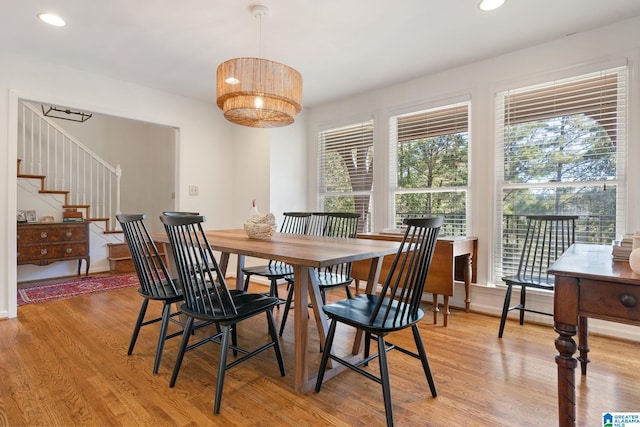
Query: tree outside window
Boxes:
[{"xmin": 391, "ymin": 102, "xmax": 470, "ymax": 236}]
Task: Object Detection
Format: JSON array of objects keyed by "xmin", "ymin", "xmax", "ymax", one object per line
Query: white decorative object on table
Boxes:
[{"xmin": 243, "ymin": 200, "xmax": 276, "ymax": 239}]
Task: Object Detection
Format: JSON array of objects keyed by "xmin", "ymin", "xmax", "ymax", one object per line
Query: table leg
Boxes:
[
  {"xmin": 293, "ymin": 265, "xmax": 310, "ymax": 394},
  {"xmin": 555, "ymin": 322, "xmax": 578, "ymax": 427},
  {"xmin": 577, "ymin": 316, "xmax": 590, "ymax": 375},
  {"xmin": 432, "ymin": 294, "xmax": 439, "ymax": 324},
  {"xmin": 443, "ymin": 295, "xmax": 450, "ymax": 327},
  {"xmin": 463, "ymin": 253, "xmax": 472, "ymax": 312}
]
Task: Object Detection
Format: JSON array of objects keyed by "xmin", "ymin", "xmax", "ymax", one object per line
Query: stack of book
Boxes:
[{"xmin": 612, "ymin": 234, "xmax": 634, "ymax": 261}]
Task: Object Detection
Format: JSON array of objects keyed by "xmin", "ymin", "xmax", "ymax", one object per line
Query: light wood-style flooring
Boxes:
[{"xmin": 1, "ymin": 279, "xmax": 638, "ymax": 426}]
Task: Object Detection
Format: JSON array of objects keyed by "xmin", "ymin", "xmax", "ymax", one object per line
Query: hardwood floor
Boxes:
[{"xmin": 1, "ymin": 279, "xmax": 638, "ymax": 426}]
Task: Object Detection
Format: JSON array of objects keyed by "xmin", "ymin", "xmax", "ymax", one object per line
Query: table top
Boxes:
[
  {"xmin": 153, "ymin": 228, "xmax": 402, "ymax": 268},
  {"xmin": 549, "ymin": 243, "xmax": 640, "ymax": 285}
]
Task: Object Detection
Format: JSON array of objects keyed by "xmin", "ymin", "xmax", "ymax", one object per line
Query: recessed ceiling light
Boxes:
[
  {"xmin": 478, "ymin": 0, "xmax": 506, "ymax": 12},
  {"xmin": 38, "ymin": 13, "xmax": 66, "ymax": 27}
]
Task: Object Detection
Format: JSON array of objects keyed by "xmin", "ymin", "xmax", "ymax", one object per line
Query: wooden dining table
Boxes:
[{"xmin": 152, "ymin": 228, "xmax": 402, "ymax": 394}]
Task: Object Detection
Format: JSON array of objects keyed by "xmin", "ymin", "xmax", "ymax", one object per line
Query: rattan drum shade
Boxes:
[{"xmin": 216, "ymin": 57, "xmax": 303, "ymax": 128}]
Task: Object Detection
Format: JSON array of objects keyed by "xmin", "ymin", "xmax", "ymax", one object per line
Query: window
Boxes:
[
  {"xmin": 318, "ymin": 120, "xmax": 374, "ymax": 231},
  {"xmin": 390, "ymin": 102, "xmax": 470, "ymax": 236},
  {"xmin": 494, "ymin": 67, "xmax": 627, "ymax": 280}
]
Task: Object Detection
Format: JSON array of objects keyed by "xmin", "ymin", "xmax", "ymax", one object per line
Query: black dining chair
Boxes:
[
  {"xmin": 116, "ymin": 213, "xmax": 186, "ymax": 374},
  {"xmin": 242, "ymin": 212, "xmax": 312, "ymax": 304},
  {"xmin": 315, "ymin": 216, "xmax": 443, "ymax": 427},
  {"xmin": 278, "ymin": 212, "xmax": 360, "ymax": 336},
  {"xmin": 159, "ymin": 214, "xmax": 285, "ymax": 414},
  {"xmin": 498, "ymin": 214, "xmax": 578, "ymax": 338}
]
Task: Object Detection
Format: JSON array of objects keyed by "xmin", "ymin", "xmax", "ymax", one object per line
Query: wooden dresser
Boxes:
[{"xmin": 17, "ymin": 222, "xmax": 90, "ymax": 275}]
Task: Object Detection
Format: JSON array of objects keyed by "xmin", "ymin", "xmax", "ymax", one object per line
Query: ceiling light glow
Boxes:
[
  {"xmin": 38, "ymin": 13, "xmax": 66, "ymax": 27},
  {"xmin": 478, "ymin": 0, "xmax": 506, "ymax": 11}
]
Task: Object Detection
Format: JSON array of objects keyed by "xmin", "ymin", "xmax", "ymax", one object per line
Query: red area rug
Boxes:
[{"xmin": 17, "ymin": 273, "xmax": 140, "ymax": 306}]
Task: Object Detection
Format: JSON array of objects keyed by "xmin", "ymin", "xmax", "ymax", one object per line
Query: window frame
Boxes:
[
  {"xmin": 493, "ymin": 66, "xmax": 627, "ymax": 283},
  {"xmin": 389, "ymin": 100, "xmax": 471, "ymax": 236}
]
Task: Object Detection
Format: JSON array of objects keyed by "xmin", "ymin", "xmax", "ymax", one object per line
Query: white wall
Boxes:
[
  {"xmin": 53, "ymin": 113, "xmax": 177, "ymax": 233},
  {"xmin": 305, "ymin": 17, "xmax": 640, "ymax": 339}
]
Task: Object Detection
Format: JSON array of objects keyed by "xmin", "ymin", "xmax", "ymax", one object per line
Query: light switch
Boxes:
[{"xmin": 188, "ymin": 185, "xmax": 199, "ymax": 196}]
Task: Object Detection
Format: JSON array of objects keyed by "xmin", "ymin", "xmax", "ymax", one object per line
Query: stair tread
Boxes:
[
  {"xmin": 18, "ymin": 174, "xmax": 45, "ymax": 179},
  {"xmin": 64, "ymin": 204, "xmax": 91, "ymax": 208},
  {"xmin": 39, "ymin": 189, "xmax": 68, "ymax": 194}
]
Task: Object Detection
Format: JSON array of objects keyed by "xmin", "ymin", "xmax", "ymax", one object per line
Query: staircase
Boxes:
[
  {"xmin": 17, "ymin": 101, "xmax": 131, "ymax": 274},
  {"xmin": 17, "ymin": 101, "xmax": 122, "ymax": 233}
]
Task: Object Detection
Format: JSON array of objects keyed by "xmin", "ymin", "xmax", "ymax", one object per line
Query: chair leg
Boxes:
[
  {"xmin": 152, "ymin": 301, "xmax": 172, "ymax": 374},
  {"xmin": 270, "ymin": 279, "xmax": 281, "ymax": 310},
  {"xmin": 377, "ymin": 335, "xmax": 394, "ymax": 427},
  {"xmin": 364, "ymin": 331, "xmax": 372, "ymax": 366},
  {"xmin": 519, "ymin": 284, "xmax": 527, "ymax": 325},
  {"xmin": 412, "ymin": 324, "xmax": 437, "ymax": 397},
  {"xmin": 243, "ymin": 273, "xmax": 252, "ymax": 292},
  {"xmin": 345, "ymin": 285, "xmax": 353, "ymax": 299},
  {"xmin": 214, "ymin": 325, "xmax": 232, "ymax": 414},
  {"xmin": 498, "ymin": 284, "xmax": 513, "ymax": 338},
  {"xmin": 231, "ymin": 324, "xmax": 238, "ymax": 357},
  {"xmin": 279, "ymin": 283, "xmax": 295, "ymax": 336},
  {"xmin": 169, "ymin": 316, "xmax": 194, "ymax": 388},
  {"xmin": 266, "ymin": 309, "xmax": 286, "ymax": 376},
  {"xmin": 128, "ymin": 298, "xmax": 149, "ymax": 355},
  {"xmin": 315, "ymin": 319, "xmax": 338, "ymax": 392}
]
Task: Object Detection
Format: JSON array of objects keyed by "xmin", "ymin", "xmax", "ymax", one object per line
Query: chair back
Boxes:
[
  {"xmin": 514, "ymin": 215, "xmax": 578, "ymax": 285},
  {"xmin": 280, "ymin": 212, "xmax": 313, "ymax": 234},
  {"xmin": 162, "ymin": 211, "xmax": 200, "ymax": 216},
  {"xmin": 307, "ymin": 212, "xmax": 360, "ymax": 238},
  {"xmin": 309, "ymin": 212, "xmax": 360, "ymax": 279},
  {"xmin": 159, "ymin": 214, "xmax": 237, "ymax": 317},
  {"xmin": 116, "ymin": 214, "xmax": 178, "ymax": 298},
  {"xmin": 371, "ymin": 216, "xmax": 443, "ymax": 326}
]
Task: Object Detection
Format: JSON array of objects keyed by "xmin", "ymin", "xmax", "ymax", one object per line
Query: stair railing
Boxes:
[{"xmin": 18, "ymin": 101, "xmax": 122, "ymax": 232}]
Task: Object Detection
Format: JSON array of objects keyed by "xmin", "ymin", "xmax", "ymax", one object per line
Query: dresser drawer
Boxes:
[
  {"xmin": 17, "ymin": 225, "xmax": 88, "ymax": 244},
  {"xmin": 18, "ymin": 243, "xmax": 89, "ymax": 262},
  {"xmin": 579, "ymin": 279, "xmax": 640, "ymax": 322}
]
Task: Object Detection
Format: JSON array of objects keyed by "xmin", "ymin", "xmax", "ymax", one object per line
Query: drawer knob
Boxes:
[
  {"xmin": 620, "ymin": 294, "xmax": 637, "ymax": 308},
  {"xmin": 66, "ymin": 248, "xmax": 73, "ymax": 254},
  {"xmin": 41, "ymin": 248, "xmax": 48, "ymax": 255},
  {"xmin": 66, "ymin": 232, "xmax": 73, "ymax": 238},
  {"xmin": 41, "ymin": 232, "xmax": 48, "ymax": 239}
]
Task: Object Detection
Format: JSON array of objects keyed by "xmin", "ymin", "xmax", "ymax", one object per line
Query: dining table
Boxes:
[{"xmin": 152, "ymin": 228, "xmax": 403, "ymax": 394}]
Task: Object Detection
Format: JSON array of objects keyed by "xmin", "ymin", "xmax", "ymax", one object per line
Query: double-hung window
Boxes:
[
  {"xmin": 318, "ymin": 120, "xmax": 374, "ymax": 231},
  {"xmin": 389, "ymin": 102, "xmax": 470, "ymax": 235},
  {"xmin": 494, "ymin": 66, "xmax": 627, "ymax": 280}
]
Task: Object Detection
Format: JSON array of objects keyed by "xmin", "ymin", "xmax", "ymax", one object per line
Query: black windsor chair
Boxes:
[
  {"xmin": 159, "ymin": 214, "xmax": 285, "ymax": 414},
  {"xmin": 498, "ymin": 214, "xmax": 578, "ymax": 338},
  {"xmin": 315, "ymin": 216, "xmax": 443, "ymax": 427},
  {"xmin": 116, "ymin": 213, "xmax": 186, "ymax": 374},
  {"xmin": 242, "ymin": 212, "xmax": 312, "ymax": 304}
]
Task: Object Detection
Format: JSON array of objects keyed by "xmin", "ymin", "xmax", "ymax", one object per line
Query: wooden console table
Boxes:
[
  {"xmin": 352, "ymin": 233, "xmax": 477, "ymax": 326},
  {"xmin": 17, "ymin": 222, "xmax": 90, "ymax": 275},
  {"xmin": 549, "ymin": 243, "xmax": 640, "ymax": 427}
]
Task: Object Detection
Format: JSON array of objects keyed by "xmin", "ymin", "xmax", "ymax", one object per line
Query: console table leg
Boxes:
[
  {"xmin": 555, "ymin": 324, "xmax": 577, "ymax": 427},
  {"xmin": 577, "ymin": 316, "xmax": 590, "ymax": 375},
  {"xmin": 432, "ymin": 294, "xmax": 439, "ymax": 324}
]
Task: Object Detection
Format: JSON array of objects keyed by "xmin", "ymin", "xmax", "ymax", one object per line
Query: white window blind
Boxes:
[
  {"xmin": 390, "ymin": 102, "xmax": 470, "ymax": 236},
  {"xmin": 318, "ymin": 120, "xmax": 374, "ymax": 231},
  {"xmin": 494, "ymin": 66, "xmax": 627, "ymax": 280}
]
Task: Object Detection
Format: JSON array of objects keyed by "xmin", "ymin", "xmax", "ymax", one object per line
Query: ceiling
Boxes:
[{"xmin": 3, "ymin": 1, "xmax": 640, "ymax": 109}]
